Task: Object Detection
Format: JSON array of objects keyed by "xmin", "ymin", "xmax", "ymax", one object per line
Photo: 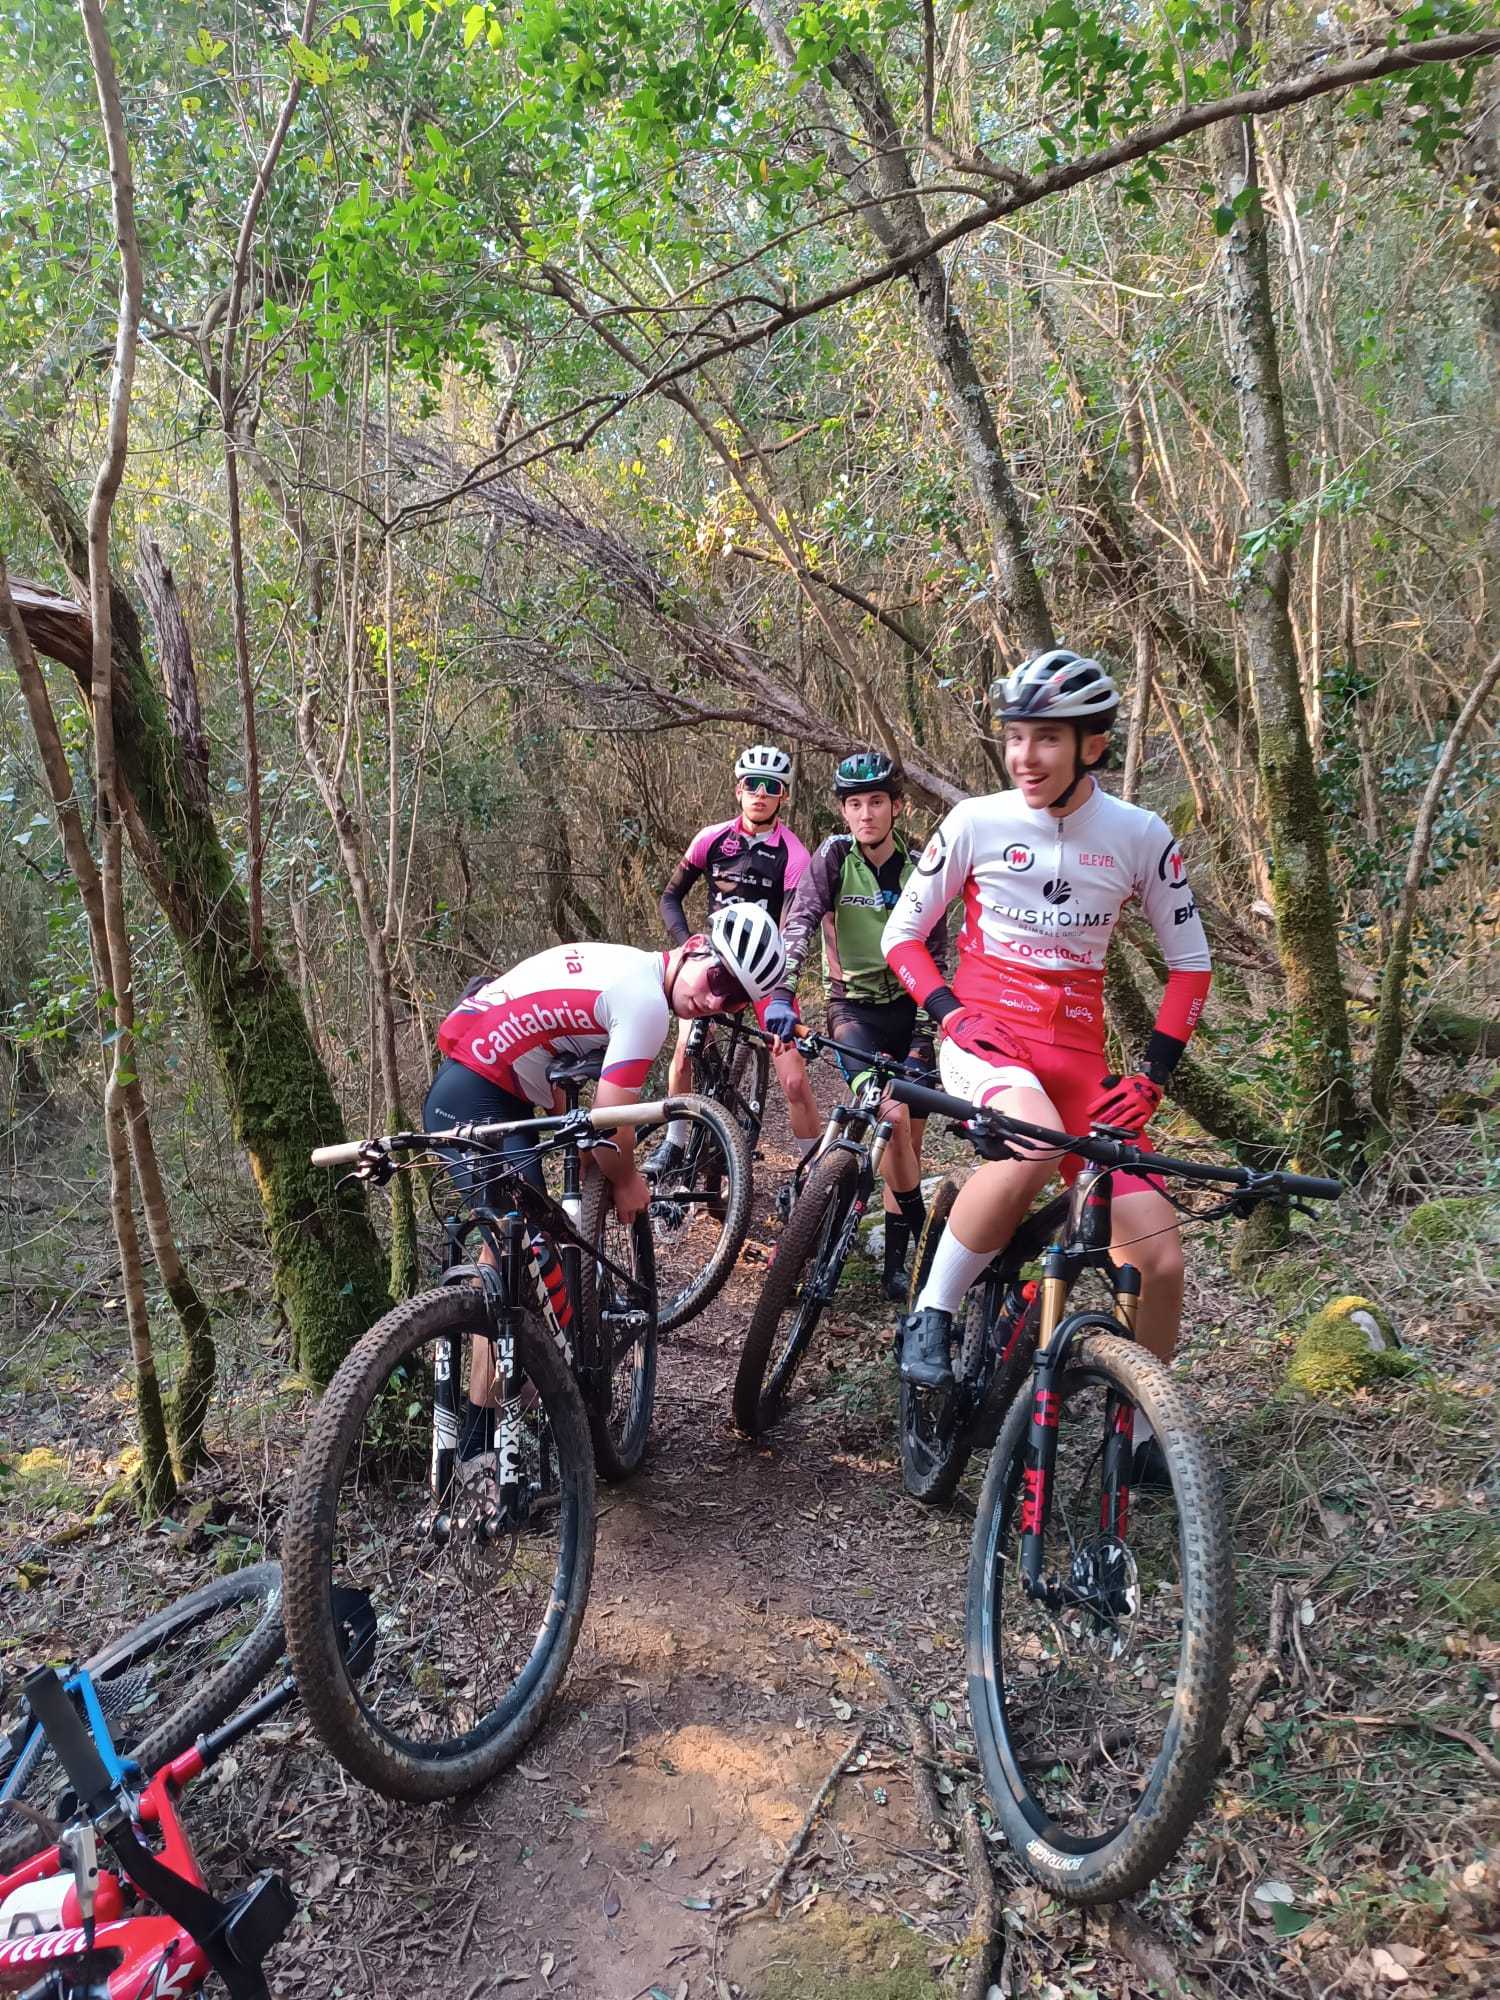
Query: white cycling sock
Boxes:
[
  {"xmin": 1132, "ymin": 1410, "xmax": 1155, "ymax": 1449},
  {"xmin": 914, "ymin": 1228, "xmax": 993, "ymax": 1317},
  {"xmin": 665, "ymin": 1119, "xmax": 691, "ymax": 1148}
]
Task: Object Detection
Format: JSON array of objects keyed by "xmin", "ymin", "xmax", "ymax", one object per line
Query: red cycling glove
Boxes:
[
  {"xmin": 1087, "ymin": 1071, "xmax": 1163, "ymax": 1136},
  {"xmin": 942, "ymin": 1008, "xmax": 1026, "ymax": 1069}
]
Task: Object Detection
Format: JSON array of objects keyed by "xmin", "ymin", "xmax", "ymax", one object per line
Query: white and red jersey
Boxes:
[
  {"xmin": 437, "ymin": 942, "xmax": 671, "ymax": 1105},
  {"xmin": 882, "ymin": 784, "xmax": 1211, "ymax": 1053}
]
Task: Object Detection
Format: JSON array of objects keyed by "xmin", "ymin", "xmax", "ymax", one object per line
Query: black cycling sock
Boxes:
[
  {"xmin": 884, "ymin": 1217, "xmax": 911, "ymax": 1283},
  {"xmin": 895, "ymin": 1186, "xmax": 927, "ymax": 1236},
  {"xmin": 458, "ymin": 1399, "xmax": 491, "ymax": 1461}
]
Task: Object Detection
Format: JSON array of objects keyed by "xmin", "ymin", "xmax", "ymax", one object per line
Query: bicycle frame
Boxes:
[
  {"xmin": 686, "ymin": 1015, "xmax": 766, "ymax": 1139},
  {"xmin": 1015, "ymin": 1162, "xmax": 1143, "ymax": 1610}
]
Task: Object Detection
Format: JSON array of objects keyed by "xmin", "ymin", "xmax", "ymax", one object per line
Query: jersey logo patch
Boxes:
[
  {"xmin": 916, "ymin": 829, "xmax": 947, "ymax": 875},
  {"xmin": 1157, "ymin": 838, "xmax": 1188, "ymax": 889},
  {"xmin": 1043, "ymin": 878, "xmax": 1071, "ymax": 906},
  {"xmin": 1003, "ymin": 842, "xmax": 1034, "ymax": 873}
]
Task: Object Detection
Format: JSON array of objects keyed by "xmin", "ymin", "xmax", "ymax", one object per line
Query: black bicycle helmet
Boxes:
[{"xmin": 833, "ymin": 749, "xmax": 903, "ymax": 798}]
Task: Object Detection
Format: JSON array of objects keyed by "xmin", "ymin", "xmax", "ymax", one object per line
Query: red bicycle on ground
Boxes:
[{"xmin": 0, "ymin": 1576, "xmax": 371, "ymax": 1999}]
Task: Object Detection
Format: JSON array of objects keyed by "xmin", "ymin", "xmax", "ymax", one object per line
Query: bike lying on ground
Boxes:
[
  {"xmin": 285, "ymin": 1083, "xmax": 745, "ymax": 1800},
  {"xmin": 732, "ymin": 1033, "xmax": 933, "ymax": 1437},
  {"xmin": 1, "ymin": 1566, "xmax": 286, "ymax": 1880},
  {"xmin": 890, "ymin": 1074, "xmax": 1341, "ymax": 1903},
  {"xmin": 0, "ymin": 1574, "xmax": 371, "ymax": 1998}
]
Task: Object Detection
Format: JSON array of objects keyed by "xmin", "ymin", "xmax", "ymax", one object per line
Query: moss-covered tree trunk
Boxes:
[
  {"xmin": 1215, "ymin": 91, "xmax": 1363, "ymax": 1157},
  {"xmin": 1, "ymin": 423, "xmax": 390, "ymax": 1383}
]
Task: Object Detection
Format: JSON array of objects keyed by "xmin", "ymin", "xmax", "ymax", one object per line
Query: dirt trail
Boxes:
[{"xmin": 255, "ymin": 1122, "xmax": 981, "ymax": 2000}]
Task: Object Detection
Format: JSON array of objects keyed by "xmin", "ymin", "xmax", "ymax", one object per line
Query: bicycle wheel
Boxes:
[
  {"xmin": 282, "ymin": 1286, "xmax": 596, "ymax": 1802},
  {"xmin": 733, "ymin": 1148, "xmax": 860, "ymax": 1436},
  {"xmin": 900, "ymin": 1178, "xmax": 974, "ymax": 1505},
  {"xmin": 575, "ymin": 1177, "xmax": 658, "ymax": 1481},
  {"xmin": 0, "ymin": 1563, "xmax": 284, "ymax": 1872},
  {"xmin": 643, "ymin": 1095, "xmax": 753, "ymax": 1333},
  {"xmin": 720, "ymin": 1034, "xmax": 770, "ymax": 1148},
  {"xmin": 967, "ymin": 1332, "xmax": 1233, "ymax": 1902}
]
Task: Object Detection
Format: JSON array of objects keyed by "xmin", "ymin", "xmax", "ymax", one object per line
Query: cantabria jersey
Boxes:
[
  {"xmin": 882, "ymin": 784, "xmax": 1211, "ymax": 1053},
  {"xmin": 437, "ymin": 942, "xmax": 671, "ymax": 1106}
]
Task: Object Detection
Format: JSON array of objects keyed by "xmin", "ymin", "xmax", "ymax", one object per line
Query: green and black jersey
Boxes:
[{"xmin": 776, "ymin": 833, "xmax": 951, "ymax": 1009}]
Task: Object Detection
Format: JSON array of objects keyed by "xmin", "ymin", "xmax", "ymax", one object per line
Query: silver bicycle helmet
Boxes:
[
  {"xmin": 707, "ymin": 901, "xmax": 788, "ymax": 1002},
  {"xmin": 991, "ymin": 649, "xmax": 1120, "ymax": 722}
]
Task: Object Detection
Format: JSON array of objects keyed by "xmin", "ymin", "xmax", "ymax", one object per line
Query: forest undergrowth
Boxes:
[{"xmin": 1, "ymin": 1068, "xmax": 1497, "ymax": 1999}]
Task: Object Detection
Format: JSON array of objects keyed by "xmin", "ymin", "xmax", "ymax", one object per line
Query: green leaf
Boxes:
[
  {"xmin": 1272, "ymin": 1902, "xmax": 1313, "ymax": 1937},
  {"xmin": 463, "ymin": 3, "xmax": 486, "ymax": 47}
]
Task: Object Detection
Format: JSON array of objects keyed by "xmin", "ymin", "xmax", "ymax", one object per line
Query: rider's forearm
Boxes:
[
  {"xmin": 660, "ymin": 861, "xmax": 699, "ymax": 945},
  {"xmin": 1143, "ymin": 969, "xmax": 1213, "ymax": 1082},
  {"xmin": 884, "ymin": 939, "xmax": 958, "ymax": 1021},
  {"xmin": 592, "ymin": 1081, "xmax": 641, "ymax": 1179}
]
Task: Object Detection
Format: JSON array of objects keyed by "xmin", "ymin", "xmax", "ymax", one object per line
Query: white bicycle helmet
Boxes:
[
  {"xmin": 991, "ymin": 649, "xmax": 1120, "ymax": 722},
  {"xmin": 707, "ymin": 901, "xmax": 787, "ymax": 1002},
  {"xmin": 734, "ymin": 743, "xmax": 793, "ymax": 782}
]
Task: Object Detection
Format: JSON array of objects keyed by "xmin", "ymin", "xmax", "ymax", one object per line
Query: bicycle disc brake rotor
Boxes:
[
  {"xmin": 1056, "ymin": 1535, "xmax": 1139, "ymax": 1660},
  {"xmin": 442, "ymin": 1455, "xmax": 523, "ymax": 1576}
]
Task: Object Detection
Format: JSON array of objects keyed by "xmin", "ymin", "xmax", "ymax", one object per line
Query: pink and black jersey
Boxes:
[
  {"xmin": 436, "ymin": 942, "xmax": 671, "ymax": 1106},
  {"xmin": 659, "ymin": 818, "xmax": 811, "ymax": 943}
]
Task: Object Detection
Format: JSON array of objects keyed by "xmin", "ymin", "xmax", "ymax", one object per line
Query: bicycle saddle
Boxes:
[{"xmin": 547, "ymin": 1053, "xmax": 605, "ymax": 1086}]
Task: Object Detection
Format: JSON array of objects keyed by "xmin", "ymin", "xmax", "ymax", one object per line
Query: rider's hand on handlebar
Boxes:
[
  {"xmin": 1087, "ymin": 1071, "xmax": 1162, "ymax": 1137},
  {"xmin": 764, "ymin": 995, "xmax": 801, "ymax": 1052}
]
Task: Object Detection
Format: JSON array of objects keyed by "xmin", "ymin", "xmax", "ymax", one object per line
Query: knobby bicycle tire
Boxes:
[
  {"xmin": 694, "ymin": 1029, "xmax": 768, "ymax": 1150},
  {"xmin": 966, "ymin": 1333, "xmax": 1233, "ymax": 1903},
  {"xmin": 900, "ymin": 1178, "xmax": 972, "ymax": 1504},
  {"xmin": 282, "ymin": 1287, "xmax": 596, "ymax": 1802},
  {"xmin": 648, "ymin": 1096, "xmax": 754, "ymax": 1334},
  {"xmin": 733, "ymin": 1148, "xmax": 860, "ymax": 1436},
  {"xmin": 0, "ymin": 1563, "xmax": 285, "ymax": 1874},
  {"xmin": 576, "ymin": 1178, "xmax": 658, "ymax": 1481}
]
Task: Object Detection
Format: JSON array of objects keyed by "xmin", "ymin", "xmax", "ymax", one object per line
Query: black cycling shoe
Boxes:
[
  {"xmin": 772, "ymin": 1179, "xmax": 797, "ymax": 1226},
  {"xmin": 1130, "ymin": 1435, "xmax": 1171, "ymax": 1492},
  {"xmin": 880, "ymin": 1266, "xmax": 910, "ymax": 1304},
  {"xmin": 898, "ymin": 1308, "xmax": 956, "ymax": 1390},
  {"xmin": 646, "ymin": 1137, "xmax": 686, "ymax": 1177}
]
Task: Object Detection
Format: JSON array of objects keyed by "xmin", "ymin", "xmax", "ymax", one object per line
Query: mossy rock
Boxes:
[
  {"xmin": 1398, "ymin": 1197, "xmax": 1500, "ymax": 1253},
  {"xmin": 1284, "ymin": 1296, "xmax": 1415, "ymax": 1397},
  {"xmin": 726, "ymin": 1899, "xmax": 942, "ymax": 2000}
]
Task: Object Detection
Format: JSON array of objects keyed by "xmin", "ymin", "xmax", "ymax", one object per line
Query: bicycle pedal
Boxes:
[{"xmin": 223, "ymin": 1871, "xmax": 297, "ymax": 1966}]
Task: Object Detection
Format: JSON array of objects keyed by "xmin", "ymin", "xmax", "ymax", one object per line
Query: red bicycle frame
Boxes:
[{"xmin": 0, "ymin": 1742, "xmax": 218, "ymax": 2000}]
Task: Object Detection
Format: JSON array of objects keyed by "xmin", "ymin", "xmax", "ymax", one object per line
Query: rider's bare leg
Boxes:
[
  {"xmin": 944, "ymin": 1084, "xmax": 1066, "ymax": 1252},
  {"xmin": 1108, "ymin": 1186, "xmax": 1184, "ymax": 1365},
  {"xmin": 667, "ymin": 1014, "xmax": 693, "ymax": 1098},
  {"xmin": 771, "ymin": 1042, "xmax": 822, "ymax": 1143}
]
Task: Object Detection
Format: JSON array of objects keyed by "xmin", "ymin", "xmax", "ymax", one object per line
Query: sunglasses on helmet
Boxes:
[{"xmin": 740, "ymin": 775, "xmax": 785, "ymax": 796}]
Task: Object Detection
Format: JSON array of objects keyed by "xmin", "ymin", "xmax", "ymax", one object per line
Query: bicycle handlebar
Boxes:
[
  {"xmin": 887, "ymin": 1077, "xmax": 1342, "ymax": 1200},
  {"xmin": 310, "ymin": 1095, "xmax": 684, "ymax": 1169}
]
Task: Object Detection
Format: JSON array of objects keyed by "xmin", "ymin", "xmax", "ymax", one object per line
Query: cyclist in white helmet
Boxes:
[
  {"xmin": 882, "ymin": 649, "xmax": 1214, "ymax": 1485},
  {"xmin": 655, "ymin": 743, "xmax": 820, "ymax": 1169},
  {"xmin": 426, "ymin": 904, "xmax": 785, "ymax": 1461}
]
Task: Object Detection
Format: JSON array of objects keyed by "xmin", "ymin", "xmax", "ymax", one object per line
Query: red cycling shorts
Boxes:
[{"xmin": 937, "ymin": 1019, "xmax": 1163, "ymax": 1199}]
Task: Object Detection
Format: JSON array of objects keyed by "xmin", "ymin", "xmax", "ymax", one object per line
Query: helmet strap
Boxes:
[{"xmin": 1045, "ymin": 726, "xmax": 1098, "ymax": 812}]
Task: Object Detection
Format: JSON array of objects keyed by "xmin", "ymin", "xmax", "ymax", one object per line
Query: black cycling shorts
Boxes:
[
  {"xmin": 423, "ymin": 1056, "xmax": 544, "ymax": 1203},
  {"xmin": 825, "ymin": 997, "xmax": 934, "ymax": 1088}
]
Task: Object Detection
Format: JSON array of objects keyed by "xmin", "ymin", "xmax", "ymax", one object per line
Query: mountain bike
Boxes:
[
  {"xmin": 632, "ymin": 1080, "xmax": 755, "ymax": 1332},
  {"xmin": 732, "ymin": 1034, "xmax": 933, "ymax": 1436},
  {"xmin": 285, "ymin": 1087, "xmax": 687, "ymax": 1801},
  {"xmin": 681, "ymin": 1013, "xmax": 770, "ymax": 1152},
  {"xmin": 1, "ymin": 1566, "xmax": 285, "ymax": 1879},
  {"xmin": 890, "ymin": 1074, "xmax": 1341, "ymax": 1902},
  {"xmin": 0, "ymin": 1576, "xmax": 371, "ymax": 1998}
]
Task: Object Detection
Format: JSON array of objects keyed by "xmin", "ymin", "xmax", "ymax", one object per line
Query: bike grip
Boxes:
[
  {"xmin": 21, "ymin": 1669, "xmax": 113, "ymax": 1809},
  {"xmin": 889, "ymin": 1076, "xmax": 985, "ymax": 1126},
  {"xmin": 1273, "ymin": 1171, "xmax": 1343, "ymax": 1199},
  {"xmin": 310, "ymin": 1140, "xmax": 364, "ymax": 1168}
]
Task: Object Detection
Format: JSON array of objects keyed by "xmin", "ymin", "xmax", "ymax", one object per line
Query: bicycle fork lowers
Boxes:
[
  {"xmin": 1016, "ymin": 1163, "xmax": 1143, "ymax": 1626},
  {"xmin": 428, "ymin": 1208, "xmax": 574, "ymax": 1545}
]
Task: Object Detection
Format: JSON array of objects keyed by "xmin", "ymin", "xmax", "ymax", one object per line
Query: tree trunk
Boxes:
[
  {"xmin": 1370, "ymin": 651, "xmax": 1500, "ymax": 1122},
  {"xmin": 0, "ymin": 423, "xmax": 390, "ymax": 1384},
  {"xmin": 78, "ymin": 0, "xmax": 176, "ymax": 1511},
  {"xmin": 1215, "ymin": 103, "xmax": 1363, "ymax": 1155},
  {"xmin": 2, "ymin": 557, "xmax": 217, "ymax": 1475},
  {"xmin": 753, "ymin": 3, "xmax": 1054, "ymax": 654}
]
